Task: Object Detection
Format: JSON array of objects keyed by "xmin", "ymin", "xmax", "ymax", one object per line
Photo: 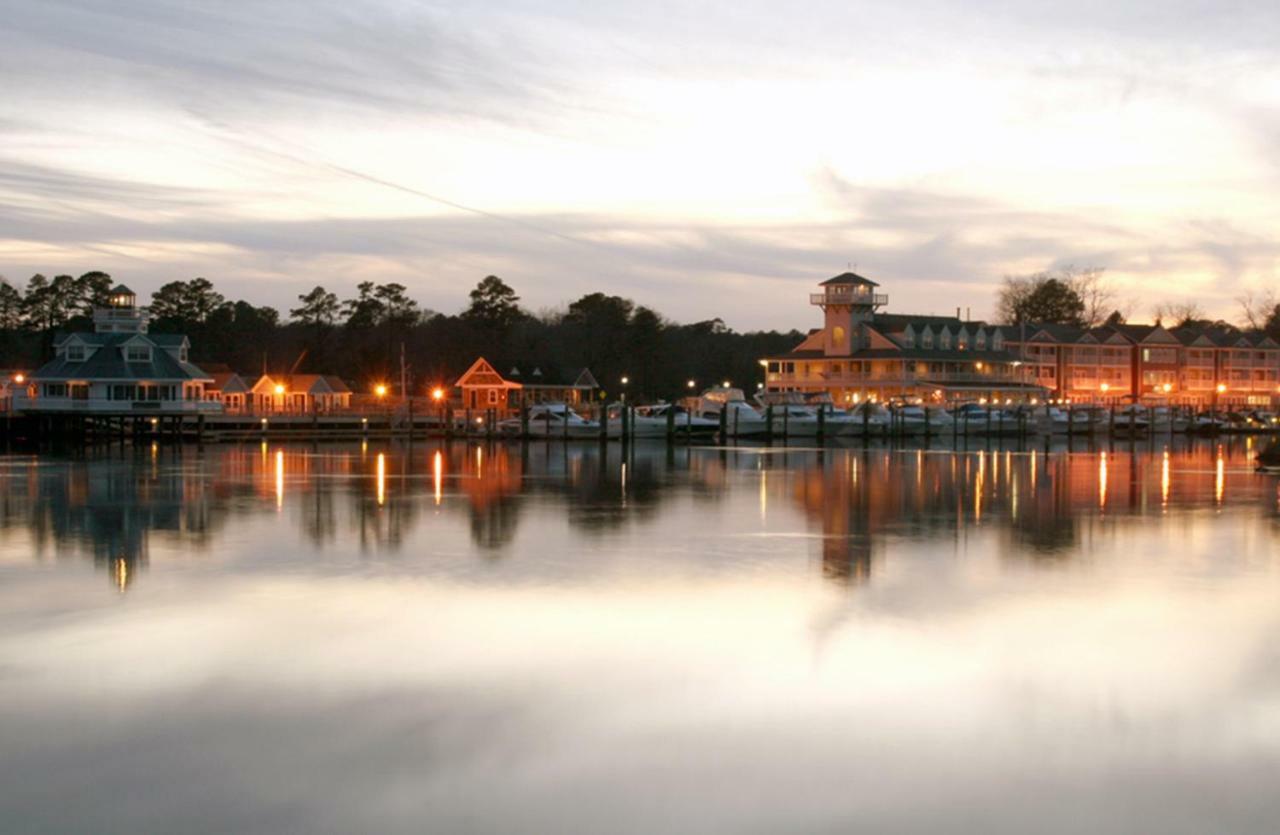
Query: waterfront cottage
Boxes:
[
  {"xmin": 455, "ymin": 357, "xmax": 599, "ymax": 414},
  {"xmin": 248, "ymin": 373, "xmax": 352, "ymax": 414},
  {"xmin": 15, "ymin": 285, "xmax": 219, "ymax": 415}
]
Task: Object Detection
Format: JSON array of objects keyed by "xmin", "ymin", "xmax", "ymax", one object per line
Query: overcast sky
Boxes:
[{"xmin": 1, "ymin": 0, "xmax": 1278, "ymax": 329}]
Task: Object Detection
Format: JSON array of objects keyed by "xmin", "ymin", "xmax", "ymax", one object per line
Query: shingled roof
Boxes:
[{"xmin": 33, "ymin": 333, "xmax": 211, "ymax": 382}]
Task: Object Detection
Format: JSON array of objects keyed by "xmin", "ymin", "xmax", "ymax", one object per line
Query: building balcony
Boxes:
[{"xmin": 810, "ymin": 292, "xmax": 889, "ymax": 307}]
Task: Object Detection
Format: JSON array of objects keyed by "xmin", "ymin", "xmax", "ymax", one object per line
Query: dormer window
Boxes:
[
  {"xmin": 179, "ymin": 347, "xmax": 189, "ymax": 362},
  {"xmin": 940, "ymin": 331, "xmax": 952, "ymax": 349},
  {"xmin": 992, "ymin": 331, "xmax": 1003, "ymax": 350},
  {"xmin": 66, "ymin": 345, "xmax": 85, "ymax": 362},
  {"xmin": 902, "ymin": 328, "xmax": 915, "ymax": 348},
  {"xmin": 126, "ymin": 345, "xmax": 151, "ymax": 363},
  {"xmin": 921, "ymin": 329, "xmax": 934, "ymax": 349},
  {"xmin": 975, "ymin": 330, "xmax": 987, "ymax": 349}
]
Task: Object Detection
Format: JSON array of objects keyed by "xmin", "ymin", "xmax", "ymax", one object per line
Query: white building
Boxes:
[{"xmin": 15, "ymin": 284, "xmax": 221, "ymax": 415}]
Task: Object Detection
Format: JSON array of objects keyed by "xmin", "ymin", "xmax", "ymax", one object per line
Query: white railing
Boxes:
[
  {"xmin": 12, "ymin": 396, "xmax": 223, "ymax": 414},
  {"xmin": 810, "ymin": 292, "xmax": 888, "ymax": 306}
]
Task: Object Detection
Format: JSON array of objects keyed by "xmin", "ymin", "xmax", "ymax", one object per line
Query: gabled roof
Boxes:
[
  {"xmin": 252, "ymin": 373, "xmax": 350, "ymax": 395},
  {"xmin": 820, "ymin": 272, "xmax": 879, "ymax": 287},
  {"xmin": 209, "ymin": 372, "xmax": 249, "ymax": 393},
  {"xmin": 32, "ymin": 334, "xmax": 211, "ymax": 382}
]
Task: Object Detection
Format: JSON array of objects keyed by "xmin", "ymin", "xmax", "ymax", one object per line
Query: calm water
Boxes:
[{"xmin": 2, "ymin": 438, "xmax": 1279, "ymax": 833}]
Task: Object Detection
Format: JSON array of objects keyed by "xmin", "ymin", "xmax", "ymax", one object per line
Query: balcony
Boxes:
[{"xmin": 810, "ymin": 292, "xmax": 889, "ymax": 307}]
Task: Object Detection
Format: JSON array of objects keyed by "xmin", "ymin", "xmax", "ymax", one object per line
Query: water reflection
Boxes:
[
  {"xmin": 4, "ymin": 439, "xmax": 1280, "ymax": 833},
  {"xmin": 0, "ymin": 438, "xmax": 1275, "ymax": 592}
]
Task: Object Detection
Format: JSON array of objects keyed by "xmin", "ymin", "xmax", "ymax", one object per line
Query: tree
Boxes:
[
  {"xmin": 997, "ymin": 273, "xmax": 1085, "ymax": 325},
  {"xmin": 1238, "ymin": 289, "xmax": 1279, "ymax": 331},
  {"xmin": 1152, "ymin": 301, "xmax": 1206, "ymax": 328},
  {"xmin": 342, "ymin": 281, "xmax": 384, "ymax": 329},
  {"xmin": 374, "ymin": 283, "xmax": 419, "ymax": 327},
  {"xmin": 73, "ymin": 271, "xmax": 113, "ymax": 317},
  {"xmin": 21, "ymin": 274, "xmax": 66, "ymax": 331},
  {"xmin": 1061, "ymin": 266, "xmax": 1114, "ymax": 328},
  {"xmin": 291, "ymin": 286, "xmax": 340, "ymax": 326},
  {"xmin": 0, "ymin": 280, "xmax": 23, "ymax": 330},
  {"xmin": 150, "ymin": 278, "xmax": 226, "ymax": 326},
  {"xmin": 463, "ymin": 275, "xmax": 522, "ymax": 331}
]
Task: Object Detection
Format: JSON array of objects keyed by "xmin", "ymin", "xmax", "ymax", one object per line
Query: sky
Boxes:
[{"xmin": 1, "ymin": 0, "xmax": 1278, "ymax": 330}]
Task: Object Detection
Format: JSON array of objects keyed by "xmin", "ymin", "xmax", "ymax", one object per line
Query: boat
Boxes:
[
  {"xmin": 1148, "ymin": 406, "xmax": 1191, "ymax": 433},
  {"xmin": 1037, "ymin": 406, "xmax": 1100, "ymax": 435},
  {"xmin": 1111, "ymin": 404, "xmax": 1150, "ymax": 436},
  {"xmin": 1256, "ymin": 439, "xmax": 1280, "ymax": 472},
  {"xmin": 629, "ymin": 403, "xmax": 719, "ymax": 438},
  {"xmin": 948, "ymin": 403, "xmax": 1024, "ymax": 435},
  {"xmin": 1190, "ymin": 413, "xmax": 1230, "ymax": 434},
  {"xmin": 498, "ymin": 403, "xmax": 601, "ymax": 438},
  {"xmin": 697, "ymin": 387, "xmax": 770, "ymax": 437}
]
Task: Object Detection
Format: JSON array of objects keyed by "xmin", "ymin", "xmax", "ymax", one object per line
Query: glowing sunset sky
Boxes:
[{"xmin": 1, "ymin": 0, "xmax": 1277, "ymax": 328}]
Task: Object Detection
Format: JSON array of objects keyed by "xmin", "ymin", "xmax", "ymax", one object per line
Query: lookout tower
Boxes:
[
  {"xmin": 810, "ymin": 272, "xmax": 886, "ymax": 355},
  {"xmin": 93, "ymin": 284, "xmax": 150, "ymax": 334}
]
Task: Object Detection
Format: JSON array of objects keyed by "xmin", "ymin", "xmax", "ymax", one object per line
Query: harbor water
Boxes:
[{"xmin": 1, "ymin": 437, "xmax": 1279, "ymax": 833}]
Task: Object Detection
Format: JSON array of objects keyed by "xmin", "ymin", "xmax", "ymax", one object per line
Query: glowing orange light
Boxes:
[
  {"xmin": 13, "ymin": 373, "xmax": 24, "ymax": 384},
  {"xmin": 274, "ymin": 384, "xmax": 285, "ymax": 395},
  {"xmin": 431, "ymin": 387, "xmax": 444, "ymax": 401},
  {"xmin": 1216, "ymin": 383, "xmax": 1227, "ymax": 394},
  {"xmin": 432, "ymin": 450, "xmax": 443, "ymax": 505},
  {"xmin": 376, "ymin": 452, "xmax": 386, "ymax": 506},
  {"xmin": 375, "ymin": 384, "xmax": 388, "ymax": 397}
]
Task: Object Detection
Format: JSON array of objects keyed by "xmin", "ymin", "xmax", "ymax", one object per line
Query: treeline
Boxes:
[
  {"xmin": 997, "ymin": 266, "xmax": 1280, "ymax": 336},
  {"xmin": 0, "ymin": 272, "xmax": 802, "ymax": 400}
]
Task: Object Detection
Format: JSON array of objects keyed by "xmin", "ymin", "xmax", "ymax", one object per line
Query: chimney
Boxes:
[{"xmin": 956, "ymin": 307, "xmax": 961, "ymax": 319}]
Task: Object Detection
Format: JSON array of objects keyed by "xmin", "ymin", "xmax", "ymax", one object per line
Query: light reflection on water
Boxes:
[{"xmin": 0, "ymin": 438, "xmax": 1279, "ymax": 833}]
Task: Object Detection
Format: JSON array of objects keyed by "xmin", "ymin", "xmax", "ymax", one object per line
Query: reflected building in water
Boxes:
[{"xmin": 0, "ymin": 438, "xmax": 1276, "ymax": 590}]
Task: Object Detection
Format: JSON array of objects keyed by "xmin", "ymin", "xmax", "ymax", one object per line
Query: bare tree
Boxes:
[
  {"xmin": 1152, "ymin": 301, "xmax": 1207, "ymax": 327},
  {"xmin": 1238, "ymin": 289, "xmax": 1279, "ymax": 331},
  {"xmin": 1061, "ymin": 265, "xmax": 1114, "ymax": 328}
]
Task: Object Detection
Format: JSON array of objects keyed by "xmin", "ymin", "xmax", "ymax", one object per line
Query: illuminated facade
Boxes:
[
  {"xmin": 763, "ymin": 273, "xmax": 1043, "ymax": 404},
  {"xmin": 765, "ymin": 273, "xmax": 1280, "ymax": 408},
  {"xmin": 16, "ymin": 284, "xmax": 221, "ymax": 414}
]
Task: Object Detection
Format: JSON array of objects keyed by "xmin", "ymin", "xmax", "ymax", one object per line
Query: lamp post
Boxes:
[{"xmin": 620, "ymin": 376, "xmax": 629, "ymax": 403}]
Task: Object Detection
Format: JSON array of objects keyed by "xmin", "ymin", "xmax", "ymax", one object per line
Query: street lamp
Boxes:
[
  {"xmin": 722, "ymin": 380, "xmax": 731, "ymax": 388},
  {"xmin": 431, "ymin": 387, "xmax": 444, "ymax": 402},
  {"xmin": 686, "ymin": 379, "xmax": 695, "ymax": 390},
  {"xmin": 620, "ymin": 376, "xmax": 629, "ymax": 403},
  {"xmin": 375, "ymin": 384, "xmax": 388, "ymax": 398}
]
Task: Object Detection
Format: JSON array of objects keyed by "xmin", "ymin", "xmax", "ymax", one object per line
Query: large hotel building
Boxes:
[{"xmin": 763, "ymin": 273, "xmax": 1280, "ymax": 408}]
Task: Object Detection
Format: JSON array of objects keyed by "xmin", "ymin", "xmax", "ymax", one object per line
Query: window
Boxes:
[
  {"xmin": 487, "ymin": 389, "xmax": 498, "ymax": 405},
  {"xmin": 939, "ymin": 331, "xmax": 951, "ymax": 349},
  {"xmin": 992, "ymin": 332, "xmax": 1003, "ymax": 350},
  {"xmin": 975, "ymin": 330, "xmax": 986, "ymax": 349},
  {"xmin": 126, "ymin": 345, "xmax": 151, "ymax": 362},
  {"xmin": 66, "ymin": 345, "xmax": 85, "ymax": 362},
  {"xmin": 180, "ymin": 347, "xmax": 189, "ymax": 362},
  {"xmin": 921, "ymin": 330, "xmax": 933, "ymax": 349},
  {"xmin": 43, "ymin": 383, "xmax": 67, "ymax": 398},
  {"xmin": 902, "ymin": 330, "xmax": 915, "ymax": 348}
]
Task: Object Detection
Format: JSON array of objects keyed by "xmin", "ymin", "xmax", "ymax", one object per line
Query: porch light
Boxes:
[
  {"xmin": 1161, "ymin": 383, "xmax": 1172, "ymax": 393},
  {"xmin": 1100, "ymin": 383, "xmax": 1110, "ymax": 393},
  {"xmin": 1216, "ymin": 383, "xmax": 1227, "ymax": 394},
  {"xmin": 431, "ymin": 387, "xmax": 445, "ymax": 401},
  {"xmin": 13, "ymin": 373, "xmax": 23, "ymax": 383},
  {"xmin": 274, "ymin": 384, "xmax": 285, "ymax": 395},
  {"xmin": 374, "ymin": 384, "xmax": 388, "ymax": 397}
]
